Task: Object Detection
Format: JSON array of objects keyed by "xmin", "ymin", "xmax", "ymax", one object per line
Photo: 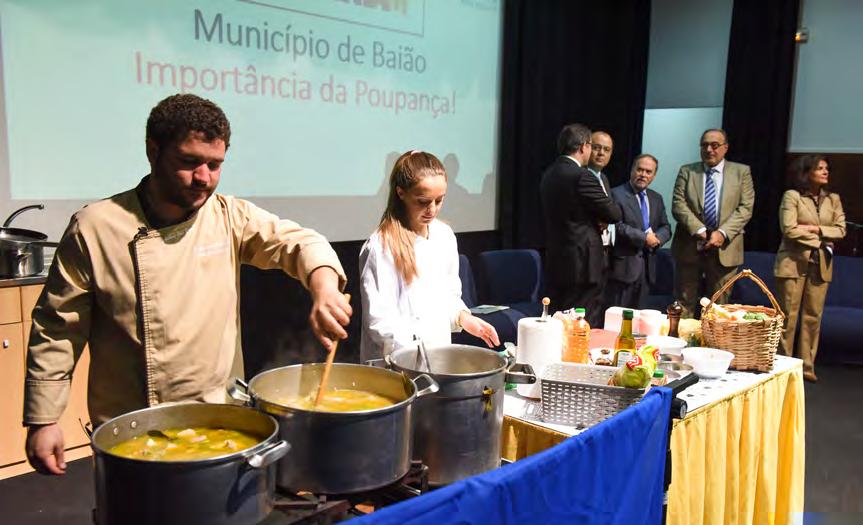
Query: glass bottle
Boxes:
[{"xmin": 613, "ymin": 309, "xmax": 637, "ymax": 367}]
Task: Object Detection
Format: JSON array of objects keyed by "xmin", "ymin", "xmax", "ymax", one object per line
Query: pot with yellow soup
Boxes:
[
  {"xmin": 230, "ymin": 362, "xmax": 438, "ymax": 494},
  {"xmin": 91, "ymin": 402, "xmax": 288, "ymax": 525}
]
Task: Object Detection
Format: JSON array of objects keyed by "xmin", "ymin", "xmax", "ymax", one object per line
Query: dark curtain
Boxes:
[
  {"xmin": 499, "ymin": 0, "xmax": 651, "ymax": 249},
  {"xmin": 722, "ymin": 0, "xmax": 800, "ymax": 253}
]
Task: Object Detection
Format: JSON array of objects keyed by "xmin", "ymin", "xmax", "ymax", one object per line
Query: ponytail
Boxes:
[{"xmin": 378, "ymin": 151, "xmax": 447, "ymax": 284}]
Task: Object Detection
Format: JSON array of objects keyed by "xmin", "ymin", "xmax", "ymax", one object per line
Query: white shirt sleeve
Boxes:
[
  {"xmin": 359, "ymin": 236, "xmax": 415, "ymax": 352},
  {"xmin": 442, "ymin": 228, "xmax": 469, "ymax": 332}
]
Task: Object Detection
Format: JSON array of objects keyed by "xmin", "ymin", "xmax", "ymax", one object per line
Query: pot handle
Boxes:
[
  {"xmin": 412, "ymin": 373, "xmax": 439, "ymax": 398},
  {"xmin": 246, "ymin": 440, "xmax": 290, "ymax": 469},
  {"xmin": 30, "ymin": 241, "xmax": 60, "ymax": 248},
  {"xmin": 79, "ymin": 419, "xmax": 93, "ymax": 439},
  {"xmin": 227, "ymin": 377, "xmax": 252, "ymax": 405},
  {"xmin": 365, "ymin": 358, "xmax": 388, "ymax": 369},
  {"xmin": 505, "ymin": 363, "xmax": 537, "ymax": 384}
]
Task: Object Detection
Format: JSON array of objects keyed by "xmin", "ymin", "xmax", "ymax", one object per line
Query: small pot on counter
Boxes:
[
  {"xmin": 91, "ymin": 403, "xmax": 288, "ymax": 525},
  {"xmin": 230, "ymin": 363, "xmax": 438, "ymax": 495},
  {"xmin": 0, "ymin": 204, "xmax": 58, "ymax": 278},
  {"xmin": 381, "ymin": 344, "xmax": 536, "ymax": 485}
]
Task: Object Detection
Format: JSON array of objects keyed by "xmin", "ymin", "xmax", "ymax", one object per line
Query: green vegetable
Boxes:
[
  {"xmin": 611, "ymin": 355, "xmax": 652, "ymax": 389},
  {"xmin": 743, "ymin": 312, "xmax": 769, "ymax": 321}
]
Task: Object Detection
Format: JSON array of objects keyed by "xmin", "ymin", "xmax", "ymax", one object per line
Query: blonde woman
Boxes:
[
  {"xmin": 774, "ymin": 155, "xmax": 846, "ymax": 382},
  {"xmin": 360, "ymin": 151, "xmax": 500, "ymax": 362}
]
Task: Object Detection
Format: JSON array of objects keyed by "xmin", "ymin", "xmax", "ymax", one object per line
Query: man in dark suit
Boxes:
[
  {"xmin": 587, "ymin": 130, "xmax": 615, "ymax": 249},
  {"xmin": 540, "ymin": 123, "xmax": 622, "ymax": 326},
  {"xmin": 607, "ymin": 154, "xmax": 672, "ymax": 309}
]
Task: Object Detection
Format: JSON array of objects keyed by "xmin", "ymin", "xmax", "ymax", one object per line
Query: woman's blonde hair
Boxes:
[{"xmin": 378, "ymin": 150, "xmax": 447, "ymax": 285}]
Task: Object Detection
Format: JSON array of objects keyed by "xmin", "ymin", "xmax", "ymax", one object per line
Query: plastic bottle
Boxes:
[
  {"xmin": 562, "ymin": 308, "xmax": 590, "ymax": 364},
  {"xmin": 613, "ymin": 309, "xmax": 637, "ymax": 367},
  {"xmin": 700, "ymin": 297, "xmax": 734, "ymax": 320}
]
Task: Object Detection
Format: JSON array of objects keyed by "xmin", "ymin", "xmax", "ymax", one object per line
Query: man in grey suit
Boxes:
[
  {"xmin": 608, "ymin": 154, "xmax": 672, "ymax": 309},
  {"xmin": 671, "ymin": 129, "xmax": 755, "ymax": 317}
]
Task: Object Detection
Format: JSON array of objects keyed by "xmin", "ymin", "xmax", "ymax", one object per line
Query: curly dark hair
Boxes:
[
  {"xmin": 146, "ymin": 94, "xmax": 231, "ymax": 150},
  {"xmin": 789, "ymin": 154, "xmax": 827, "ymax": 192}
]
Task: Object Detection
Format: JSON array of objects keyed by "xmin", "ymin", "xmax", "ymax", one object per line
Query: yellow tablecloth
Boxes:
[{"xmin": 501, "ymin": 362, "xmax": 805, "ymax": 525}]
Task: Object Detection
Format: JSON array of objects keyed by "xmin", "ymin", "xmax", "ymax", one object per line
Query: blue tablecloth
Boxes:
[{"xmin": 352, "ymin": 387, "xmax": 672, "ymax": 525}]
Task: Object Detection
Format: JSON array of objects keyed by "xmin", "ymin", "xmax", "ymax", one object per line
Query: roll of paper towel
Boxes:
[{"xmin": 516, "ymin": 317, "xmax": 563, "ymax": 398}]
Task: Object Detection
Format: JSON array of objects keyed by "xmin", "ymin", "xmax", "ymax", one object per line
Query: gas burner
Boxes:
[{"xmin": 260, "ymin": 461, "xmax": 430, "ymax": 524}]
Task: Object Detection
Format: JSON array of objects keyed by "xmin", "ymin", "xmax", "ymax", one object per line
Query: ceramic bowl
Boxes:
[
  {"xmin": 646, "ymin": 335, "xmax": 687, "ymax": 355},
  {"xmin": 681, "ymin": 347, "xmax": 734, "ymax": 379}
]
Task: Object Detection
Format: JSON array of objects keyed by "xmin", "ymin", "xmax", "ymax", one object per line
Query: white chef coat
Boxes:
[{"xmin": 359, "ymin": 219, "xmax": 468, "ymax": 363}]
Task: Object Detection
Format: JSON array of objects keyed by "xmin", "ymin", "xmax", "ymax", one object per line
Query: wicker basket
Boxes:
[
  {"xmin": 540, "ymin": 363, "xmax": 646, "ymax": 428},
  {"xmin": 700, "ymin": 269, "xmax": 785, "ymax": 372}
]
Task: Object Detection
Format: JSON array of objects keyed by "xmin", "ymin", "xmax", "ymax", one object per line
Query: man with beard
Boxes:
[
  {"xmin": 24, "ymin": 94, "xmax": 351, "ymax": 475},
  {"xmin": 607, "ymin": 154, "xmax": 671, "ymax": 309}
]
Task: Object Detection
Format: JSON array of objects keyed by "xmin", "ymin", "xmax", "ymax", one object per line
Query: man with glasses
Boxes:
[
  {"xmin": 588, "ymin": 131, "xmax": 615, "ymax": 249},
  {"xmin": 541, "ymin": 123, "xmax": 622, "ymax": 326},
  {"xmin": 671, "ymin": 128, "xmax": 754, "ymax": 317}
]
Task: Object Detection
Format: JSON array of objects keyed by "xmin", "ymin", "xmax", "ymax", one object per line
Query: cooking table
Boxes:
[{"xmin": 501, "ymin": 329, "xmax": 806, "ymax": 525}]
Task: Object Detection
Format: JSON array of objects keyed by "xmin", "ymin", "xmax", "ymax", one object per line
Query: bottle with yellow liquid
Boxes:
[
  {"xmin": 613, "ymin": 309, "xmax": 637, "ymax": 367},
  {"xmin": 562, "ymin": 308, "xmax": 590, "ymax": 364}
]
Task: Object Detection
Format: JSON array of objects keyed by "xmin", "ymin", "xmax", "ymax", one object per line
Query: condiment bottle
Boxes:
[
  {"xmin": 651, "ymin": 368, "xmax": 666, "ymax": 386},
  {"xmin": 667, "ymin": 301, "xmax": 683, "ymax": 338},
  {"xmin": 613, "ymin": 309, "xmax": 636, "ymax": 367},
  {"xmin": 562, "ymin": 308, "xmax": 590, "ymax": 364}
]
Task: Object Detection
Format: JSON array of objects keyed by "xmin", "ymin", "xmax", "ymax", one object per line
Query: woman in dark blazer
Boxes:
[{"xmin": 773, "ymin": 155, "xmax": 846, "ymax": 382}]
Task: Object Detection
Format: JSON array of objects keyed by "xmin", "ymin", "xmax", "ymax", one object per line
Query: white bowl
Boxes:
[
  {"xmin": 646, "ymin": 335, "xmax": 687, "ymax": 356},
  {"xmin": 681, "ymin": 347, "xmax": 734, "ymax": 379}
]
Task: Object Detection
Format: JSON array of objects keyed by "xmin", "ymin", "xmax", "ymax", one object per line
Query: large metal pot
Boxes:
[
  {"xmin": 384, "ymin": 344, "xmax": 536, "ymax": 485},
  {"xmin": 0, "ymin": 204, "xmax": 58, "ymax": 278},
  {"xmin": 230, "ymin": 363, "xmax": 438, "ymax": 495},
  {"xmin": 91, "ymin": 403, "xmax": 289, "ymax": 525}
]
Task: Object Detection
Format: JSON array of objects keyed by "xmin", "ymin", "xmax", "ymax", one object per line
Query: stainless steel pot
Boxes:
[
  {"xmin": 383, "ymin": 344, "xmax": 536, "ymax": 485},
  {"xmin": 230, "ymin": 363, "xmax": 438, "ymax": 495},
  {"xmin": 0, "ymin": 204, "xmax": 58, "ymax": 278},
  {"xmin": 91, "ymin": 403, "xmax": 289, "ymax": 525}
]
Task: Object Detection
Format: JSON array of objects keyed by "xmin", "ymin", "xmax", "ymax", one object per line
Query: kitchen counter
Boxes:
[{"xmin": 0, "ymin": 273, "xmax": 48, "ymax": 288}]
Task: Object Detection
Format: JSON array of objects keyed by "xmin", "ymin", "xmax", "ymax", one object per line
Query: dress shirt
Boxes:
[
  {"xmin": 588, "ymin": 167, "xmax": 614, "ymax": 246},
  {"xmin": 359, "ymin": 219, "xmax": 468, "ymax": 363}
]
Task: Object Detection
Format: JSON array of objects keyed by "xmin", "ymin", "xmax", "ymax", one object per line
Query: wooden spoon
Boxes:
[{"xmin": 314, "ymin": 293, "xmax": 351, "ymax": 408}]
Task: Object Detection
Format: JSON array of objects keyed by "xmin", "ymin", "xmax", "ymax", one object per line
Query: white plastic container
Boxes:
[
  {"xmin": 603, "ymin": 306, "xmax": 639, "ymax": 333},
  {"xmin": 681, "ymin": 347, "xmax": 735, "ymax": 379},
  {"xmin": 636, "ymin": 309, "xmax": 663, "ymax": 336}
]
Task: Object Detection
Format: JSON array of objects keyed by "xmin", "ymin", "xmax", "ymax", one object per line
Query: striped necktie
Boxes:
[{"xmin": 704, "ymin": 168, "xmax": 718, "ymax": 230}]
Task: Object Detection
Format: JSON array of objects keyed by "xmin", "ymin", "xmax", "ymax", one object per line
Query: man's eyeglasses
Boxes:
[
  {"xmin": 700, "ymin": 142, "xmax": 726, "ymax": 150},
  {"xmin": 591, "ymin": 143, "xmax": 612, "ymax": 153}
]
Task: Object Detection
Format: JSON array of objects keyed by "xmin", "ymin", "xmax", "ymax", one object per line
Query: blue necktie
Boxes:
[
  {"xmin": 638, "ymin": 191, "xmax": 650, "ymax": 232},
  {"xmin": 704, "ymin": 169, "xmax": 718, "ymax": 230}
]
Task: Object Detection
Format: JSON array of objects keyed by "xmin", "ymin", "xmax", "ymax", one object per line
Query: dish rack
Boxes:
[{"xmin": 541, "ymin": 363, "xmax": 647, "ymax": 428}]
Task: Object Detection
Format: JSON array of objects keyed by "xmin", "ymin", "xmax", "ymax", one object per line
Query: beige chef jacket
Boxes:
[{"xmin": 24, "ymin": 184, "xmax": 346, "ymax": 426}]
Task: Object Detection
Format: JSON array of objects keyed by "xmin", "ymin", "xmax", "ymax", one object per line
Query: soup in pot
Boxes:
[
  {"xmin": 108, "ymin": 427, "xmax": 261, "ymax": 461},
  {"xmin": 278, "ymin": 388, "xmax": 397, "ymax": 412}
]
